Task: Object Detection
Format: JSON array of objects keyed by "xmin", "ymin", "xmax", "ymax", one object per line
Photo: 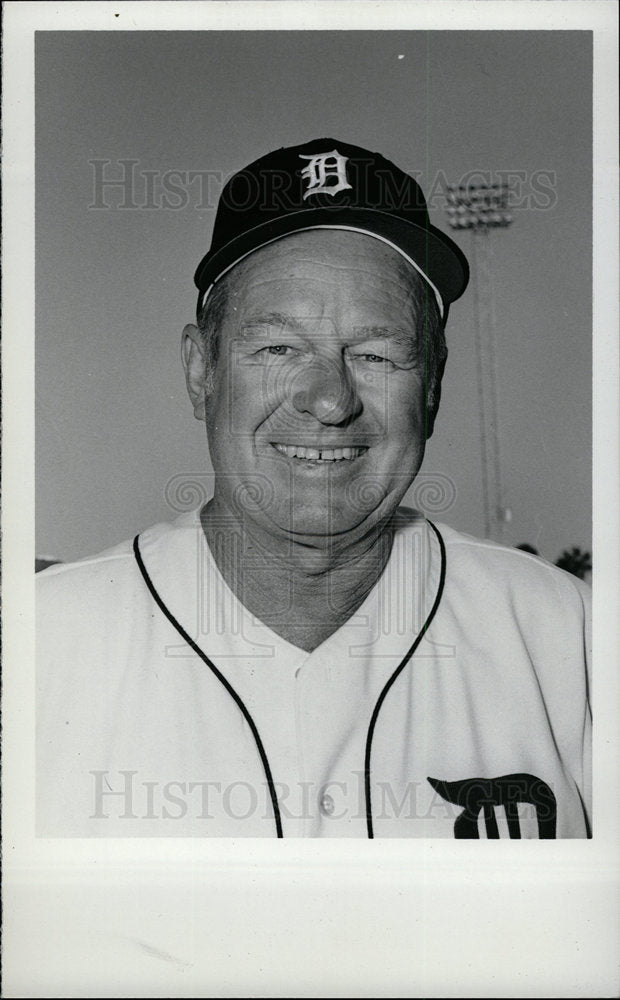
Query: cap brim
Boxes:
[{"xmin": 194, "ymin": 206, "xmax": 469, "ymax": 306}]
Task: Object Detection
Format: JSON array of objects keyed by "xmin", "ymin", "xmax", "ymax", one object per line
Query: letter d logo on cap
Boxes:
[{"xmin": 299, "ymin": 149, "xmax": 353, "ymax": 199}]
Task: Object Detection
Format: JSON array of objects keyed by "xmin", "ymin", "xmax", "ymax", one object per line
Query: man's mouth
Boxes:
[{"xmin": 271, "ymin": 443, "xmax": 368, "ymax": 462}]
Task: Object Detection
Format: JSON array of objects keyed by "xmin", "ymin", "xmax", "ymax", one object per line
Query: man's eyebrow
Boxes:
[
  {"xmin": 239, "ymin": 312, "xmax": 306, "ymax": 331},
  {"xmin": 352, "ymin": 326, "xmax": 416, "ymax": 344}
]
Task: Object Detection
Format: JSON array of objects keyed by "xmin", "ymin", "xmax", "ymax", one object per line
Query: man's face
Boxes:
[{"xmin": 200, "ymin": 230, "xmax": 432, "ymax": 546}]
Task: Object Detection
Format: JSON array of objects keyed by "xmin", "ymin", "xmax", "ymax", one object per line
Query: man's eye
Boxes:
[
  {"xmin": 352, "ymin": 353, "xmax": 400, "ymax": 372},
  {"xmin": 356, "ymin": 353, "xmax": 396, "ymax": 365},
  {"xmin": 264, "ymin": 344, "xmax": 291, "ymax": 356}
]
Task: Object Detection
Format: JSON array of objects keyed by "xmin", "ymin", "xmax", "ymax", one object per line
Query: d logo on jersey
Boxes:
[
  {"xmin": 427, "ymin": 773, "xmax": 557, "ymax": 839},
  {"xmin": 299, "ymin": 149, "xmax": 352, "ymax": 200}
]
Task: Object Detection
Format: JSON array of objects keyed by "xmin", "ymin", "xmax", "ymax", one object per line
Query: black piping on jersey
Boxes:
[
  {"xmin": 133, "ymin": 520, "xmax": 446, "ymax": 840},
  {"xmin": 132, "ymin": 533, "xmax": 284, "ymax": 837},
  {"xmin": 364, "ymin": 520, "xmax": 447, "ymax": 838}
]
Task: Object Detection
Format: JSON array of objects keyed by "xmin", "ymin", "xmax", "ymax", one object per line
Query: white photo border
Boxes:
[{"xmin": 3, "ymin": 2, "xmax": 619, "ymax": 996}]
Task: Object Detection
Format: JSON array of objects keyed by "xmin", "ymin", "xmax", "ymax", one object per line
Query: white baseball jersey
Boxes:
[{"xmin": 36, "ymin": 507, "xmax": 591, "ymax": 838}]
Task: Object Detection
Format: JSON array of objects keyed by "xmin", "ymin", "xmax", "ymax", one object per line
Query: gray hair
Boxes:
[
  {"xmin": 196, "ymin": 277, "xmax": 231, "ymax": 396},
  {"xmin": 196, "ymin": 261, "xmax": 447, "ymax": 431}
]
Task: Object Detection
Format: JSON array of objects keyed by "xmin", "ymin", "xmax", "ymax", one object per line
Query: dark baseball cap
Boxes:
[{"xmin": 194, "ymin": 137, "xmax": 469, "ymax": 318}]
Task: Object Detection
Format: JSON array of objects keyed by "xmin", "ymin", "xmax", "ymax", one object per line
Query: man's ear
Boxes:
[{"xmin": 181, "ymin": 324, "xmax": 207, "ymax": 421}]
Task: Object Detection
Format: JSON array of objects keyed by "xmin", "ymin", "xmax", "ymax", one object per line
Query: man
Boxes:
[{"xmin": 37, "ymin": 138, "xmax": 591, "ymax": 838}]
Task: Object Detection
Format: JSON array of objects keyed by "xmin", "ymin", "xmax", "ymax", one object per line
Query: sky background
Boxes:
[{"xmin": 35, "ymin": 29, "xmax": 592, "ymax": 563}]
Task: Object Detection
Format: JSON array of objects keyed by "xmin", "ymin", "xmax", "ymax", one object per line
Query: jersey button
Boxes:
[{"xmin": 319, "ymin": 793, "xmax": 335, "ymax": 816}]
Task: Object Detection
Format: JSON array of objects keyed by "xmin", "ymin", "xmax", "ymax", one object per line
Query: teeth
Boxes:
[{"xmin": 272, "ymin": 443, "xmax": 366, "ymax": 461}]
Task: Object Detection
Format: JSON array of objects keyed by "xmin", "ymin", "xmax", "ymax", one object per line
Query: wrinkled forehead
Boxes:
[{"xmin": 219, "ymin": 230, "xmax": 425, "ymax": 318}]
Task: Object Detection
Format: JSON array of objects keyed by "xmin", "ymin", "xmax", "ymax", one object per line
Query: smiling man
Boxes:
[
  {"xmin": 183, "ymin": 230, "xmax": 435, "ymax": 652},
  {"xmin": 37, "ymin": 138, "xmax": 592, "ymax": 838}
]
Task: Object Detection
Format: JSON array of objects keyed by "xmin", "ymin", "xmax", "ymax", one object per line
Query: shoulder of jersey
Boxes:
[
  {"xmin": 35, "ymin": 511, "xmax": 197, "ymax": 591},
  {"xmin": 395, "ymin": 506, "xmax": 590, "ymax": 606},
  {"xmin": 432, "ymin": 516, "xmax": 590, "ymax": 608}
]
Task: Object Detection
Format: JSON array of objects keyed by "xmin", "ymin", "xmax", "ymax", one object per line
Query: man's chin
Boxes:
[{"xmin": 266, "ymin": 505, "xmax": 386, "ymax": 545}]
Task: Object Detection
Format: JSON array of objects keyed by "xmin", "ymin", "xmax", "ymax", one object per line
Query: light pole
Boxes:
[{"xmin": 445, "ymin": 184, "xmax": 513, "ymax": 542}]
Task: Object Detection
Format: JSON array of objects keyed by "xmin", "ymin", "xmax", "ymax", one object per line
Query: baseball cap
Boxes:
[{"xmin": 194, "ymin": 137, "xmax": 469, "ymax": 318}]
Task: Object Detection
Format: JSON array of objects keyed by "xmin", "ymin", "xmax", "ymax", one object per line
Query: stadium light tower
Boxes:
[{"xmin": 445, "ymin": 184, "xmax": 513, "ymax": 542}]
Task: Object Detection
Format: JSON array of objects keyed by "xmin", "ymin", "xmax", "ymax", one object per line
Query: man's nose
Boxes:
[{"xmin": 291, "ymin": 356, "xmax": 362, "ymax": 425}]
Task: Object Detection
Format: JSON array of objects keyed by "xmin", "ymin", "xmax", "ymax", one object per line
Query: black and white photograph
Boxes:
[
  {"xmin": 3, "ymin": 0, "xmax": 619, "ymax": 995},
  {"xmin": 35, "ymin": 27, "xmax": 594, "ymax": 841}
]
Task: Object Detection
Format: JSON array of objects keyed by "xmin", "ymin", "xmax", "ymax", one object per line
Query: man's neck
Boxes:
[{"xmin": 200, "ymin": 500, "xmax": 395, "ymax": 652}]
